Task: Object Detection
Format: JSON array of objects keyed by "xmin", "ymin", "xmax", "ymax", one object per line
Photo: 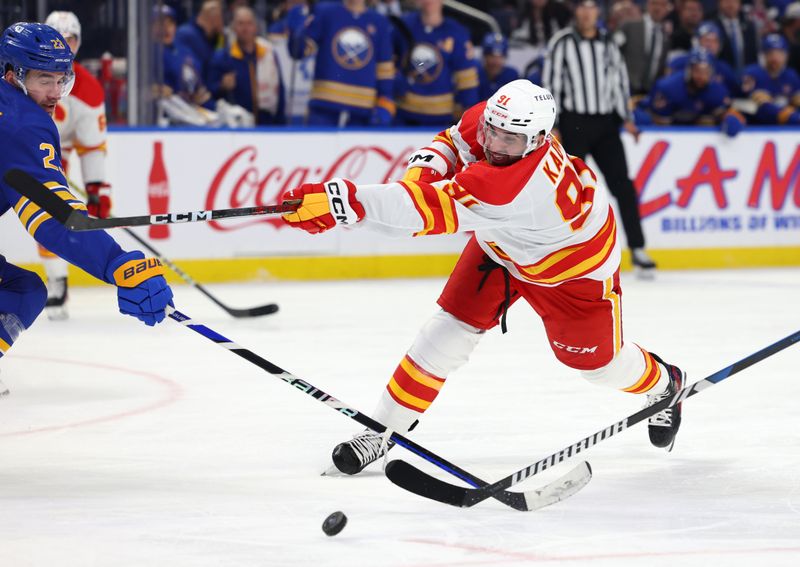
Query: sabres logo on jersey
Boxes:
[
  {"xmin": 408, "ymin": 43, "xmax": 443, "ymax": 84},
  {"xmin": 332, "ymin": 27, "xmax": 374, "ymax": 70}
]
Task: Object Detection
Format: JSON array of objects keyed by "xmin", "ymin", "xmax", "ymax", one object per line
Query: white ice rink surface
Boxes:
[{"xmin": 1, "ymin": 268, "xmax": 799, "ymax": 567}]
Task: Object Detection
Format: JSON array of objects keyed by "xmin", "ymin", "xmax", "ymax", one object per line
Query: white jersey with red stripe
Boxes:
[
  {"xmin": 356, "ymin": 102, "xmax": 621, "ymax": 286},
  {"xmin": 53, "ymin": 61, "xmax": 107, "ymax": 184}
]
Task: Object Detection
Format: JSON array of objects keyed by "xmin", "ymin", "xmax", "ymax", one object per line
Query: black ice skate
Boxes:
[
  {"xmin": 331, "ymin": 430, "xmax": 394, "ymax": 475},
  {"xmin": 0, "ymin": 376, "xmax": 8, "ymax": 397},
  {"xmin": 631, "ymin": 248, "xmax": 657, "ymax": 280},
  {"xmin": 45, "ymin": 276, "xmax": 68, "ymax": 321},
  {"xmin": 646, "ymin": 353, "xmax": 685, "ymax": 451}
]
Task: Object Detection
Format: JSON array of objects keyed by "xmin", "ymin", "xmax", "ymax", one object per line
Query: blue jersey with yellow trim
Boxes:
[
  {"xmin": 648, "ymin": 72, "xmax": 731, "ymax": 125},
  {"xmin": 0, "ymin": 80, "xmax": 123, "ymax": 282},
  {"xmin": 669, "ymin": 54, "xmax": 741, "ymax": 97},
  {"xmin": 740, "ymin": 63, "xmax": 800, "ymax": 124},
  {"xmin": 394, "ymin": 13, "xmax": 479, "ymax": 125},
  {"xmin": 290, "ymin": 3, "xmax": 395, "ymax": 118},
  {"xmin": 478, "ymin": 65, "xmax": 519, "ymax": 102}
]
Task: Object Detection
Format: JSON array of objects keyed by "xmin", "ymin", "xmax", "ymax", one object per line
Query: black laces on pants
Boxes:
[{"xmin": 477, "ymin": 254, "xmax": 516, "ymax": 334}]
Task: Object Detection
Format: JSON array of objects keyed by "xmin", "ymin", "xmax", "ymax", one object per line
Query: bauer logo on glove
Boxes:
[{"xmin": 113, "ymin": 258, "xmax": 166, "ymax": 288}]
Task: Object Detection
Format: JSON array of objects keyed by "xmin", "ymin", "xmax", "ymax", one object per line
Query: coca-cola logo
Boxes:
[{"xmin": 205, "ymin": 144, "xmax": 415, "ymax": 231}]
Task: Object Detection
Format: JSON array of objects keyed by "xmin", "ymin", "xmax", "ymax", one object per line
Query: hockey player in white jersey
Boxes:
[
  {"xmin": 40, "ymin": 11, "xmax": 112, "ymax": 319},
  {"xmin": 280, "ymin": 80, "xmax": 686, "ymax": 474}
]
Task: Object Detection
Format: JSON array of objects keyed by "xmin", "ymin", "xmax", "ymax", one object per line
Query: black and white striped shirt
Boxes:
[{"xmin": 542, "ymin": 27, "xmax": 631, "ymax": 120}]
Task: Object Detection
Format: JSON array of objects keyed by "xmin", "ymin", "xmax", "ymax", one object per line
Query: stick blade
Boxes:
[
  {"xmin": 386, "ymin": 459, "xmax": 593, "ymax": 512},
  {"xmin": 519, "ymin": 461, "xmax": 592, "ymax": 512},
  {"xmin": 385, "ymin": 459, "xmax": 474, "ymax": 507},
  {"xmin": 227, "ymin": 303, "xmax": 280, "ymax": 318}
]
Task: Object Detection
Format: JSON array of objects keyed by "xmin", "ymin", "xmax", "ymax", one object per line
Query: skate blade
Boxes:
[
  {"xmin": 46, "ymin": 306, "xmax": 68, "ymax": 321},
  {"xmin": 634, "ymin": 266, "xmax": 656, "ymax": 280},
  {"xmin": 321, "ymin": 464, "xmax": 347, "ymax": 477}
]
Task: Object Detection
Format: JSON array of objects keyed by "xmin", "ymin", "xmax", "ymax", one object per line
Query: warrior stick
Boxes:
[
  {"xmin": 167, "ymin": 307, "xmax": 591, "ymax": 512},
  {"xmin": 384, "ymin": 329, "xmax": 800, "ymax": 508}
]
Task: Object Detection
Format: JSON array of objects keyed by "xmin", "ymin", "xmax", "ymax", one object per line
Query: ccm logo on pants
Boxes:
[{"xmin": 552, "ymin": 341, "xmax": 598, "ymax": 354}]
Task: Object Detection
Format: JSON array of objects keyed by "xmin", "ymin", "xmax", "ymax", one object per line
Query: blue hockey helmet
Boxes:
[
  {"xmin": 695, "ymin": 21, "xmax": 721, "ymax": 40},
  {"xmin": 688, "ymin": 46, "xmax": 713, "ymax": 67},
  {"xmin": 0, "ymin": 22, "xmax": 75, "ymax": 96},
  {"xmin": 762, "ymin": 33, "xmax": 789, "ymax": 53},
  {"xmin": 481, "ymin": 32, "xmax": 509, "ymax": 57}
]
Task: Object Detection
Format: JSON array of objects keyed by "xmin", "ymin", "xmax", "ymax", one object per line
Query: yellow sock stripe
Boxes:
[
  {"xmin": 603, "ymin": 277, "xmax": 622, "ymax": 355},
  {"xmin": 0, "ymin": 338, "xmax": 10, "ymax": 353},
  {"xmin": 387, "ymin": 377, "xmax": 432, "ymax": 411},
  {"xmin": 398, "ymin": 358, "xmax": 445, "ymax": 391},
  {"xmin": 622, "ymin": 348, "xmax": 661, "ymax": 393}
]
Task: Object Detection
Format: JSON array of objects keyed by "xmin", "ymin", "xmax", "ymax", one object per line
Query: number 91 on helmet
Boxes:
[
  {"xmin": 478, "ymin": 79, "xmax": 557, "ymax": 166},
  {"xmin": 0, "ymin": 22, "xmax": 75, "ymax": 99}
]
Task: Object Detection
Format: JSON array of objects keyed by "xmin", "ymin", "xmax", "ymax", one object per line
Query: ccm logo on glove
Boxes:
[
  {"xmin": 281, "ymin": 178, "xmax": 365, "ymax": 234},
  {"xmin": 326, "ymin": 181, "xmax": 351, "ymax": 224}
]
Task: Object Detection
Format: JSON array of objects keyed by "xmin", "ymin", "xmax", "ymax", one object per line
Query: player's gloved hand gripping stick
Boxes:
[
  {"xmin": 5, "ymin": 166, "xmax": 593, "ymax": 511},
  {"xmin": 66, "ymin": 177, "xmax": 279, "ymax": 319}
]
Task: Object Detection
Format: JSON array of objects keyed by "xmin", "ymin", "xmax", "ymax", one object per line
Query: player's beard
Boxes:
[{"xmin": 484, "ymin": 149, "xmax": 521, "ymax": 167}]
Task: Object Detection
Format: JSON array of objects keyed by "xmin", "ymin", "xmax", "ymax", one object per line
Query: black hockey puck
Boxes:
[{"xmin": 322, "ymin": 511, "xmax": 347, "ymax": 536}]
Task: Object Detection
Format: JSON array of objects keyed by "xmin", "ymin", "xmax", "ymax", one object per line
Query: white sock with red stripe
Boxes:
[
  {"xmin": 372, "ymin": 309, "xmax": 484, "ymax": 433},
  {"xmin": 581, "ymin": 342, "xmax": 669, "ymax": 396}
]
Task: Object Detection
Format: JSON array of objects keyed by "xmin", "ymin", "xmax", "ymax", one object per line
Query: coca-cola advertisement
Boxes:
[
  {"xmin": 105, "ymin": 130, "xmax": 470, "ymax": 260},
  {"xmin": 0, "ymin": 129, "xmax": 797, "ymax": 265},
  {"xmin": 147, "ymin": 140, "xmax": 170, "ymax": 240}
]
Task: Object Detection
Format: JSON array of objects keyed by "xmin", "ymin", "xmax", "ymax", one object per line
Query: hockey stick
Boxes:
[
  {"xmin": 123, "ymin": 228, "xmax": 278, "ymax": 317},
  {"xmin": 64, "ymin": 178, "xmax": 278, "ymax": 318},
  {"xmin": 167, "ymin": 306, "xmax": 591, "ymax": 511},
  {"xmin": 385, "ymin": 329, "xmax": 800, "ymax": 509},
  {"xmin": 3, "ymin": 169, "xmax": 298, "ymax": 232}
]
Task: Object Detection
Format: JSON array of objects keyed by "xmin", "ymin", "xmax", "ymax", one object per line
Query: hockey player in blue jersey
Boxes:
[
  {"xmin": 649, "ymin": 47, "xmax": 745, "ymax": 135},
  {"xmin": 393, "ymin": 0, "xmax": 479, "ymax": 126},
  {"xmin": 0, "ymin": 23, "xmax": 174, "ymax": 395},
  {"xmin": 477, "ymin": 32, "xmax": 519, "ymax": 101},
  {"xmin": 740, "ymin": 33, "xmax": 800, "ymax": 125},
  {"xmin": 289, "ymin": 0, "xmax": 395, "ymax": 126},
  {"xmin": 668, "ymin": 21, "xmax": 741, "ymax": 97}
]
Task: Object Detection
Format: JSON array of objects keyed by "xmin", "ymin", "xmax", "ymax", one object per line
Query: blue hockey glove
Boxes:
[
  {"xmin": 371, "ymin": 106, "xmax": 393, "ymax": 126},
  {"xmin": 721, "ymin": 112, "xmax": 745, "ymax": 138},
  {"xmin": 106, "ymin": 251, "xmax": 173, "ymax": 326}
]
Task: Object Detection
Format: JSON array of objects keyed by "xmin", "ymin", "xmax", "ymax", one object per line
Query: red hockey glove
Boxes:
[
  {"xmin": 86, "ymin": 182, "xmax": 112, "ymax": 218},
  {"xmin": 282, "ymin": 178, "xmax": 365, "ymax": 234}
]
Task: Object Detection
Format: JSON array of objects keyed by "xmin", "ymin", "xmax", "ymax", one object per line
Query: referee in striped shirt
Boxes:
[{"xmin": 542, "ymin": 0, "xmax": 656, "ymax": 276}]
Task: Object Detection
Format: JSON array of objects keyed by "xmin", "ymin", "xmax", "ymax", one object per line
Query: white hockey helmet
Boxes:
[
  {"xmin": 45, "ymin": 11, "xmax": 81, "ymax": 49},
  {"xmin": 480, "ymin": 79, "xmax": 557, "ymax": 158}
]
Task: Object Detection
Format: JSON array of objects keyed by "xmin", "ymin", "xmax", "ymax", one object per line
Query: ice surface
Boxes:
[{"xmin": 1, "ymin": 268, "xmax": 799, "ymax": 566}]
